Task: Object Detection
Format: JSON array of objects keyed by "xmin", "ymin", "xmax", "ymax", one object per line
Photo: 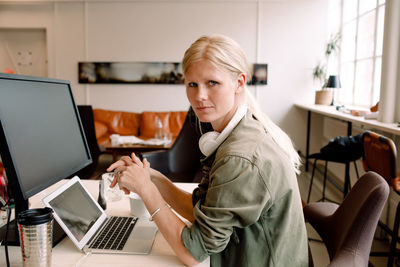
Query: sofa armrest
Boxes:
[{"xmin": 140, "ymin": 150, "xmax": 170, "ymax": 174}]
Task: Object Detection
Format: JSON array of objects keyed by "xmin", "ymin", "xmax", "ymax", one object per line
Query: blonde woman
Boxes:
[{"xmin": 108, "ymin": 34, "xmax": 308, "ymax": 267}]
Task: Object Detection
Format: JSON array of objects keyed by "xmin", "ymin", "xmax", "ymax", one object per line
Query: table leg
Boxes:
[
  {"xmin": 344, "ymin": 163, "xmax": 350, "ymax": 197},
  {"xmin": 305, "ymin": 111, "xmax": 311, "ymax": 172},
  {"xmin": 347, "ymin": 121, "xmax": 352, "ymax": 136},
  {"xmin": 343, "ymin": 121, "xmax": 353, "ymax": 197}
]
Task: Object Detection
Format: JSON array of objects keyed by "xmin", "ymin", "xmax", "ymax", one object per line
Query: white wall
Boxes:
[
  {"xmin": 257, "ymin": 1, "xmax": 328, "ymax": 152},
  {"xmin": 0, "ymin": 0, "xmax": 329, "ymax": 153}
]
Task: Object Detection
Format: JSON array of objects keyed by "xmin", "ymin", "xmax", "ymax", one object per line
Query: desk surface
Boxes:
[
  {"xmin": 1, "ymin": 180, "xmax": 209, "ymax": 267},
  {"xmin": 295, "ymin": 103, "xmax": 400, "ymax": 135}
]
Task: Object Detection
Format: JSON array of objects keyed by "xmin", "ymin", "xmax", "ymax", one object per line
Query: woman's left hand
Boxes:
[{"xmin": 107, "ymin": 153, "xmax": 152, "ymax": 197}]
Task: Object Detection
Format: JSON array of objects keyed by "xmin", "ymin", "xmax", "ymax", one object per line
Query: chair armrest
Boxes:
[
  {"xmin": 303, "ymin": 202, "xmax": 339, "ymax": 241},
  {"xmin": 303, "ymin": 202, "xmax": 338, "ymax": 223},
  {"xmin": 140, "ymin": 150, "xmax": 170, "ymax": 174}
]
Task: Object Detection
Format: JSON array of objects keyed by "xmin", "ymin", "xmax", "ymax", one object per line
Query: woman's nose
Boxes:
[{"xmin": 195, "ymin": 85, "xmax": 208, "ymax": 100}]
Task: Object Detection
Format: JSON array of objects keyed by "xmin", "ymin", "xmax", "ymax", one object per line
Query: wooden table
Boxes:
[{"xmin": 103, "ymin": 137, "xmax": 176, "ymax": 161}]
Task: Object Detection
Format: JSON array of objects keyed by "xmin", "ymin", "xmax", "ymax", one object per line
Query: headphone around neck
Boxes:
[{"xmin": 198, "ymin": 105, "xmax": 247, "ymax": 156}]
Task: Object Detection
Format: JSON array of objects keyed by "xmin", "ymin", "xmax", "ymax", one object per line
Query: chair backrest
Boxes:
[
  {"xmin": 167, "ymin": 107, "xmax": 203, "ymax": 175},
  {"xmin": 76, "ymin": 105, "xmax": 101, "ymax": 179},
  {"xmin": 141, "ymin": 107, "xmax": 212, "ymax": 182},
  {"xmin": 304, "ymin": 171, "xmax": 389, "ymax": 266},
  {"xmin": 362, "ymin": 130, "xmax": 397, "ymax": 183}
]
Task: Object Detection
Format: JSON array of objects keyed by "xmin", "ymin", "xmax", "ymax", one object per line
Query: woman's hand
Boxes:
[
  {"xmin": 106, "ymin": 152, "xmax": 139, "ymax": 173},
  {"xmin": 108, "ymin": 153, "xmax": 198, "ymax": 266},
  {"xmin": 107, "ymin": 153, "xmax": 152, "ymax": 197}
]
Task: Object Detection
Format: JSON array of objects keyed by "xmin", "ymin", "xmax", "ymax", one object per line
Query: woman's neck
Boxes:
[{"xmin": 211, "ymin": 107, "xmax": 238, "ymax": 132}]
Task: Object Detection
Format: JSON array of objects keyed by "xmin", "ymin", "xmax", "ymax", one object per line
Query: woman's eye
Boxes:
[
  {"xmin": 188, "ymin": 82, "xmax": 197, "ymax": 87},
  {"xmin": 209, "ymin": 81, "xmax": 218, "ymax": 86}
]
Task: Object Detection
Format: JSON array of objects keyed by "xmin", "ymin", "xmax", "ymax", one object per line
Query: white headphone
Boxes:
[{"xmin": 199, "ymin": 105, "xmax": 247, "ymax": 156}]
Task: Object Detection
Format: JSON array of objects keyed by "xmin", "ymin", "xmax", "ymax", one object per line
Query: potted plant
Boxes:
[
  {"xmin": 313, "ymin": 62, "xmax": 332, "ymax": 105},
  {"xmin": 313, "ymin": 33, "xmax": 341, "ymax": 105}
]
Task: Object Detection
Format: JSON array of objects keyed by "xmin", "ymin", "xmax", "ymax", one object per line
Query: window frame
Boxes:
[{"xmin": 336, "ymin": 0, "xmax": 385, "ymax": 107}]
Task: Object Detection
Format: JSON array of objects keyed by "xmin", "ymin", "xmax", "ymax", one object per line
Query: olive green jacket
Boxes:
[{"xmin": 181, "ymin": 111, "xmax": 309, "ymax": 267}]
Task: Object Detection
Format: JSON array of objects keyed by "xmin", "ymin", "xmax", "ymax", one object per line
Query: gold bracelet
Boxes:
[{"xmin": 149, "ymin": 203, "xmax": 171, "ymax": 221}]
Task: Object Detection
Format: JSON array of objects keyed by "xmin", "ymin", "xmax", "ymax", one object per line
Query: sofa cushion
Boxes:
[
  {"xmin": 94, "ymin": 121, "xmax": 108, "ymax": 139},
  {"xmin": 93, "ymin": 109, "xmax": 141, "ymax": 145},
  {"xmin": 169, "ymin": 111, "xmax": 189, "ymax": 136},
  {"xmin": 140, "ymin": 111, "xmax": 187, "ymax": 138},
  {"xmin": 93, "ymin": 109, "xmax": 187, "ymax": 146}
]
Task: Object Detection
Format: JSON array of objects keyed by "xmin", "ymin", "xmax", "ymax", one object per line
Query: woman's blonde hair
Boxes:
[{"xmin": 182, "ymin": 34, "xmax": 301, "ymax": 173}]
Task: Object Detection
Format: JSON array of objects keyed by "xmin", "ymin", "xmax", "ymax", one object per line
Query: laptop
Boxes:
[{"xmin": 42, "ymin": 176, "xmax": 158, "ymax": 254}]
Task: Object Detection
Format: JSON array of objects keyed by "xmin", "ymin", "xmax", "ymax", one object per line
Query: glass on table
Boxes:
[{"xmin": 101, "ymin": 173, "xmax": 124, "ymax": 202}]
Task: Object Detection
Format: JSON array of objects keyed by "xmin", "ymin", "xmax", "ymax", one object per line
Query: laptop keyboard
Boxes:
[{"xmin": 89, "ymin": 216, "xmax": 138, "ymax": 250}]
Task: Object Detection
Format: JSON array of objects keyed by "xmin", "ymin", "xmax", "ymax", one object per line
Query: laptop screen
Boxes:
[{"xmin": 48, "ymin": 181, "xmax": 102, "ymax": 241}]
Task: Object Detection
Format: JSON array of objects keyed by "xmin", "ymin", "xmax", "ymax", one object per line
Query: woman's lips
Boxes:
[{"xmin": 196, "ymin": 106, "xmax": 212, "ymax": 112}]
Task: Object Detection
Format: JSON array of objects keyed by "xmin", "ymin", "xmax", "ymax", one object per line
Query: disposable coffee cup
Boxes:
[{"xmin": 17, "ymin": 207, "xmax": 54, "ymax": 267}]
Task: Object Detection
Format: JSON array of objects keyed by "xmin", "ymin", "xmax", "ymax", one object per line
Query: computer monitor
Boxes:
[{"xmin": 0, "ymin": 73, "xmax": 92, "ymax": 245}]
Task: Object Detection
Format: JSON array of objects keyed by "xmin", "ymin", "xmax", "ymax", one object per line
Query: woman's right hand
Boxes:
[{"xmin": 107, "ymin": 153, "xmax": 153, "ymax": 197}]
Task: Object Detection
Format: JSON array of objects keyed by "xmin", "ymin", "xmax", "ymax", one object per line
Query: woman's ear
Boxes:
[{"xmin": 236, "ymin": 73, "xmax": 246, "ymax": 94}]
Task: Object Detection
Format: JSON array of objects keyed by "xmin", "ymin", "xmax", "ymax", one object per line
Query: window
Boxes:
[{"xmin": 331, "ymin": 0, "xmax": 385, "ymax": 107}]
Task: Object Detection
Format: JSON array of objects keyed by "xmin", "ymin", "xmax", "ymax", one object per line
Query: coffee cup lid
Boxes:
[{"xmin": 17, "ymin": 207, "xmax": 53, "ymax": 226}]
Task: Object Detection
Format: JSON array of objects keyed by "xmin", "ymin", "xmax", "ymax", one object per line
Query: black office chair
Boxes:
[
  {"xmin": 75, "ymin": 105, "xmax": 103, "ymax": 179},
  {"xmin": 140, "ymin": 108, "xmax": 211, "ymax": 183},
  {"xmin": 306, "ymin": 133, "xmax": 364, "ymax": 203}
]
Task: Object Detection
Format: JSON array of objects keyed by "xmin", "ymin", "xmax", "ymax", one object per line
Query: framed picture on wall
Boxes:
[
  {"xmin": 248, "ymin": 64, "xmax": 268, "ymax": 85},
  {"xmin": 78, "ymin": 62, "xmax": 267, "ymax": 86},
  {"xmin": 78, "ymin": 62, "xmax": 184, "ymax": 84}
]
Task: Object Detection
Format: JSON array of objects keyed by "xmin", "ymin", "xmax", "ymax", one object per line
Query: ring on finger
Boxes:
[{"xmin": 115, "ymin": 171, "xmax": 121, "ymax": 181}]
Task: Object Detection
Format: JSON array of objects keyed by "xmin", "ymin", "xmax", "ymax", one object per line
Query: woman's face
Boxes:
[{"xmin": 185, "ymin": 59, "xmax": 245, "ymax": 132}]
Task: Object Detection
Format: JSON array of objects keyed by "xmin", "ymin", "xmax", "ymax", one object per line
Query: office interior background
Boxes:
[
  {"xmin": 1, "ymin": 0, "xmax": 400, "ymax": 264},
  {"xmin": 1, "ymin": 0, "xmax": 398, "ymax": 201},
  {"xmin": 0, "ymin": 0, "xmax": 335, "ymax": 152}
]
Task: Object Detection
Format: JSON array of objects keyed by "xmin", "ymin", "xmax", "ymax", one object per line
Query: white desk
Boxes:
[
  {"xmin": 295, "ymin": 103, "xmax": 400, "ymax": 197},
  {"xmin": 295, "ymin": 103, "xmax": 400, "ymax": 136},
  {"xmin": 1, "ymin": 180, "xmax": 210, "ymax": 267}
]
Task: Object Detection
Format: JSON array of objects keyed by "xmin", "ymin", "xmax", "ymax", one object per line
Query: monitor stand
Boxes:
[{"xmin": 0, "ymin": 218, "xmax": 66, "ymax": 247}]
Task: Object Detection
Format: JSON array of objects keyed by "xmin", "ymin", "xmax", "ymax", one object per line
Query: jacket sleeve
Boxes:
[{"xmin": 181, "ymin": 155, "xmax": 271, "ymax": 261}]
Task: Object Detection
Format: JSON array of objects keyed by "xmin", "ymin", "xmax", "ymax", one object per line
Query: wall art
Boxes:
[
  {"xmin": 248, "ymin": 63, "xmax": 268, "ymax": 85},
  {"xmin": 78, "ymin": 62, "xmax": 267, "ymax": 85},
  {"xmin": 78, "ymin": 62, "xmax": 183, "ymax": 84}
]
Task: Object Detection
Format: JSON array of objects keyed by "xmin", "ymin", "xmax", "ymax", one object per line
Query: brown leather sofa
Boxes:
[{"xmin": 93, "ymin": 109, "xmax": 187, "ymax": 145}]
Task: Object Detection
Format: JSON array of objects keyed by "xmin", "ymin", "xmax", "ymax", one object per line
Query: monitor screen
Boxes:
[{"xmin": 0, "ymin": 73, "xmax": 92, "ymax": 213}]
